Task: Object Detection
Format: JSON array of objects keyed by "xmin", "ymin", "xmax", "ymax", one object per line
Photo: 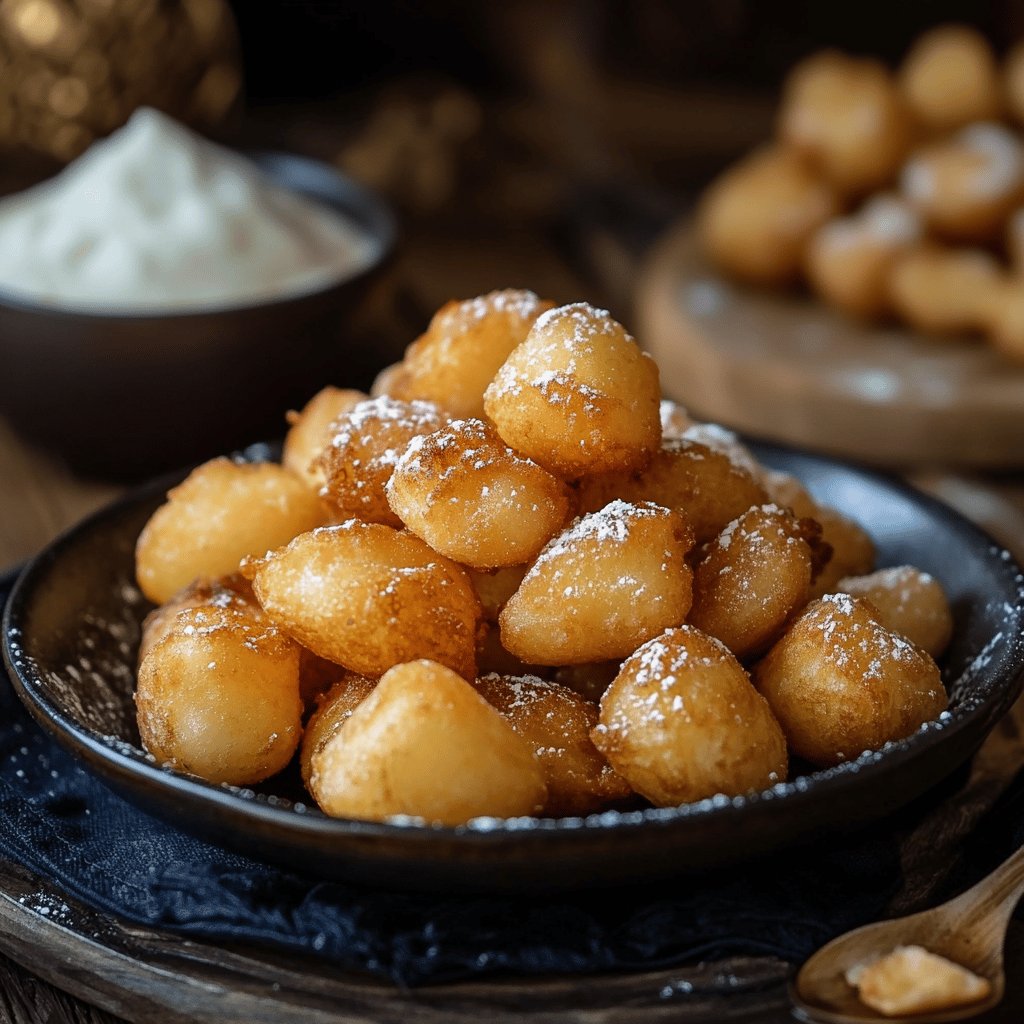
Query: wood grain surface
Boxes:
[
  {"xmin": 0, "ymin": 953, "xmax": 121, "ymax": 1024},
  {"xmin": 0, "ymin": 417, "xmax": 118, "ymax": 577}
]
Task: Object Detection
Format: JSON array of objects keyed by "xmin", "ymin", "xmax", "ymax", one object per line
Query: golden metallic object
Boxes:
[{"xmin": 0, "ymin": 0, "xmax": 241, "ymax": 163}]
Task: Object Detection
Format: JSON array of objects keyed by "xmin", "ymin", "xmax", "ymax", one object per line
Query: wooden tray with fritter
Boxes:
[{"xmin": 636, "ymin": 220, "xmax": 1024, "ymax": 469}]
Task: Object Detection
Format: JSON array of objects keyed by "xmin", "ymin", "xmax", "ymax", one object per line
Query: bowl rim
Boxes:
[
  {"xmin": 0, "ymin": 150, "xmax": 396, "ymax": 321},
  {"xmin": 3, "ymin": 441, "xmax": 1024, "ymax": 851}
]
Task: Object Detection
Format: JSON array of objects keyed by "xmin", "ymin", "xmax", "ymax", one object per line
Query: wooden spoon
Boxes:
[{"xmin": 791, "ymin": 845, "xmax": 1024, "ymax": 1023}]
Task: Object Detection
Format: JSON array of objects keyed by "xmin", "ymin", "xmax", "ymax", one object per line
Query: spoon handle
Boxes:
[{"xmin": 957, "ymin": 843, "xmax": 1024, "ymax": 929}]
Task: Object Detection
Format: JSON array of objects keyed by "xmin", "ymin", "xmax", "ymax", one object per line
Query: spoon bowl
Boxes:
[{"xmin": 792, "ymin": 846, "xmax": 1024, "ymax": 1023}]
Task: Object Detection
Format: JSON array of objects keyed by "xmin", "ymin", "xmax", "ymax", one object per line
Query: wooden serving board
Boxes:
[{"xmin": 636, "ymin": 221, "xmax": 1024, "ymax": 469}]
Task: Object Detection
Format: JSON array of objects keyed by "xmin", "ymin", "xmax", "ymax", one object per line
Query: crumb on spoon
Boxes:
[{"xmin": 845, "ymin": 944, "xmax": 992, "ymax": 1017}]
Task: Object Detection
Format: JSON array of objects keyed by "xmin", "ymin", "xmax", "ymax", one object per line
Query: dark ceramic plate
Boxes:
[{"xmin": 4, "ymin": 443, "xmax": 1024, "ymax": 892}]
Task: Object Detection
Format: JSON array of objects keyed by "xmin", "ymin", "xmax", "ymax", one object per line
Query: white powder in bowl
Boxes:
[{"xmin": 0, "ymin": 108, "xmax": 376, "ymax": 312}]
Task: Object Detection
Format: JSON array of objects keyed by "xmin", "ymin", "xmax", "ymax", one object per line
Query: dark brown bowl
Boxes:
[
  {"xmin": 4, "ymin": 442, "xmax": 1024, "ymax": 893},
  {"xmin": 0, "ymin": 153, "xmax": 396, "ymax": 480}
]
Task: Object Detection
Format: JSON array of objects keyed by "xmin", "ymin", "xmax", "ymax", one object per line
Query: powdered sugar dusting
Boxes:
[
  {"xmin": 959, "ymin": 122, "xmax": 1024, "ymax": 198},
  {"xmin": 659, "ymin": 399, "xmax": 691, "ymax": 440},
  {"xmin": 682, "ymin": 422, "xmax": 761, "ymax": 476},
  {"xmin": 838, "ymin": 565, "xmax": 936, "ymax": 616},
  {"xmin": 903, "ymin": 123, "xmax": 1024, "ymax": 203},
  {"xmin": 434, "ymin": 289, "xmax": 547, "ymax": 335},
  {"xmin": 860, "ymin": 193, "xmax": 922, "ymax": 244},
  {"xmin": 531, "ymin": 500, "xmax": 664, "ymax": 573},
  {"xmin": 531, "ymin": 301, "xmax": 620, "ymax": 345},
  {"xmin": 815, "ymin": 592, "xmax": 923, "ymax": 680},
  {"xmin": 600, "ymin": 626, "xmax": 736, "ymax": 736},
  {"xmin": 486, "ymin": 301, "xmax": 634, "ymax": 403},
  {"xmin": 318, "ymin": 395, "xmax": 450, "ymax": 517},
  {"xmin": 391, "ymin": 418, "xmax": 538, "ymax": 486},
  {"xmin": 327, "ymin": 396, "xmax": 447, "ymax": 463}
]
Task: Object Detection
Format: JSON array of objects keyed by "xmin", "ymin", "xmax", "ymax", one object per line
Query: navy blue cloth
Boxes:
[{"xmin": 0, "ymin": 569, "xmax": 1015, "ymax": 986}]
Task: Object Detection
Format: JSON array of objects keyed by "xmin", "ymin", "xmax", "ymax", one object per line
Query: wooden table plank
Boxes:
[
  {"xmin": 0, "ymin": 951, "xmax": 123, "ymax": 1024},
  {"xmin": 0, "ymin": 417, "xmax": 119, "ymax": 576}
]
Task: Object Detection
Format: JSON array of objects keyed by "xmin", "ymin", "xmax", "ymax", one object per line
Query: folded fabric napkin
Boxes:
[{"xmin": 0, "ymin": 568, "xmax": 1019, "ymax": 987}]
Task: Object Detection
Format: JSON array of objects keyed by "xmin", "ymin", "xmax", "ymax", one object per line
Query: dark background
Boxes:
[
  {"xmin": 229, "ymin": 1, "xmax": 1020, "ymax": 100},
  {"xmin": 223, "ymin": 1, "xmax": 1024, "ymax": 209},
  {"xmin": 228, "ymin": 0, "xmax": 1019, "ymax": 97}
]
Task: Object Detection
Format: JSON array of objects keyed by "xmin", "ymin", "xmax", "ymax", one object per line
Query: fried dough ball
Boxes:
[
  {"xmin": 901, "ymin": 125, "xmax": 1024, "ymax": 243},
  {"xmin": 386, "ymin": 418, "xmax": 572, "ymax": 568},
  {"xmin": 387, "ymin": 290, "xmax": 553, "ymax": 418},
  {"xmin": 836, "ymin": 566, "xmax": 953, "ymax": 658},
  {"xmin": 309, "ymin": 660, "xmax": 547, "ymax": 825},
  {"xmin": 659, "ymin": 399, "xmax": 693, "ymax": 440},
  {"xmin": 758, "ymin": 469, "xmax": 818, "ymax": 520},
  {"xmin": 138, "ymin": 573, "xmax": 254, "ymax": 665},
  {"xmin": 139, "ymin": 573, "xmax": 337, "ymax": 709},
  {"xmin": 805, "ymin": 195, "xmax": 923, "ymax": 319},
  {"xmin": 593, "ymin": 626, "xmax": 788, "ymax": 806},
  {"xmin": 680, "ymin": 422, "xmax": 762, "ymax": 479},
  {"xmin": 248, "ymin": 521, "xmax": 481, "ymax": 680},
  {"xmin": 316, "ymin": 396, "xmax": 450, "ymax": 527},
  {"xmin": 888, "ymin": 245, "xmax": 1003, "ymax": 336},
  {"xmin": 689, "ymin": 504, "xmax": 830, "ymax": 661},
  {"xmin": 283, "ymin": 387, "xmax": 367, "ymax": 488},
  {"xmin": 474, "ymin": 673, "xmax": 631, "ymax": 816},
  {"xmin": 476, "ymin": 623, "xmax": 546, "ymax": 677},
  {"xmin": 483, "ymin": 302, "xmax": 661, "ymax": 479},
  {"xmin": 297, "ymin": 647, "xmax": 346, "ymax": 709},
  {"xmin": 899, "ymin": 24, "xmax": 1001, "ymax": 134},
  {"xmin": 135, "ymin": 459, "xmax": 327, "ymax": 605},
  {"xmin": 370, "ymin": 361, "xmax": 411, "ymax": 399},
  {"xmin": 698, "ymin": 146, "xmax": 839, "ymax": 285},
  {"xmin": 577, "ymin": 439, "xmax": 769, "ymax": 545},
  {"xmin": 299, "ymin": 673, "xmax": 377, "ymax": 789},
  {"xmin": 753, "ymin": 593, "xmax": 947, "ymax": 767},
  {"xmin": 810, "ymin": 505, "xmax": 876, "ymax": 597},
  {"xmin": 500, "ymin": 500, "xmax": 694, "ymax": 665},
  {"xmin": 552, "ymin": 662, "xmax": 621, "ymax": 705},
  {"xmin": 468, "ymin": 565, "xmax": 528, "ymax": 622},
  {"xmin": 984, "ymin": 279, "xmax": 1024, "ymax": 363},
  {"xmin": 136, "ymin": 603, "xmax": 302, "ymax": 785},
  {"xmin": 779, "ymin": 52, "xmax": 909, "ymax": 197}
]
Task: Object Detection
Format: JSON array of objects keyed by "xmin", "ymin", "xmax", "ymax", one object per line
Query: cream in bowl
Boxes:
[{"xmin": 0, "ymin": 107, "xmax": 375, "ymax": 313}]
